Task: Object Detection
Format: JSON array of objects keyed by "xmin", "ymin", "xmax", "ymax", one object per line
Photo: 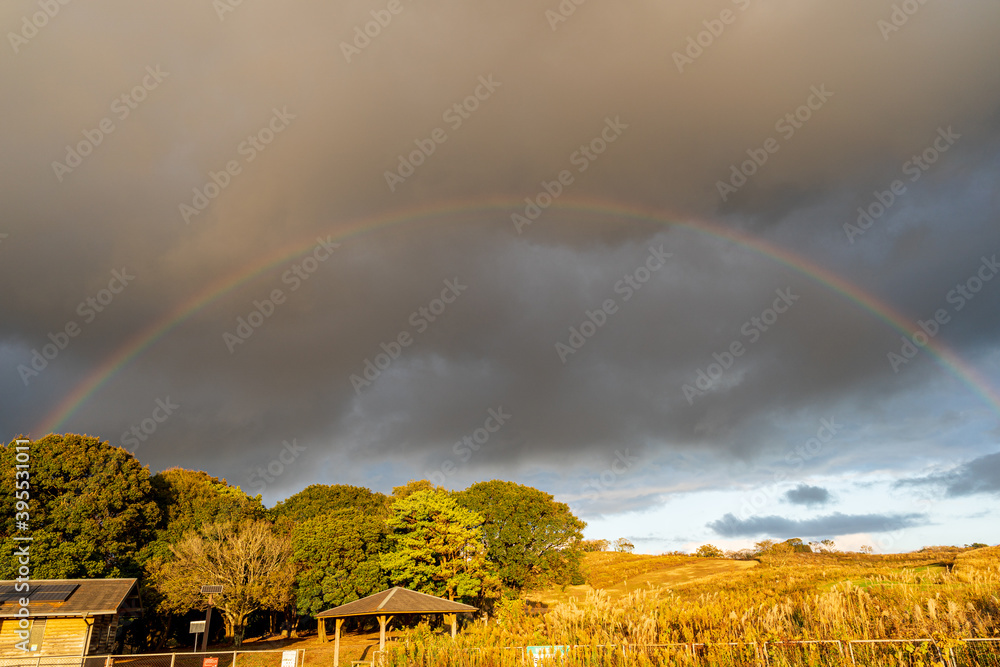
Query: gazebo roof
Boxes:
[{"xmin": 316, "ymin": 587, "xmax": 477, "ymax": 618}]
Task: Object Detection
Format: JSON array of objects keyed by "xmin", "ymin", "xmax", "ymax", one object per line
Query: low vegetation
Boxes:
[{"xmin": 382, "ymin": 547, "xmax": 1000, "ymax": 666}]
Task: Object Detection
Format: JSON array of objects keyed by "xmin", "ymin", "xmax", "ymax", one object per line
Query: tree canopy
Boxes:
[
  {"xmin": 291, "ymin": 508, "xmax": 389, "ymax": 615},
  {"xmin": 0, "ymin": 434, "xmax": 160, "ymax": 579},
  {"xmin": 144, "ymin": 467, "xmax": 266, "ymax": 561},
  {"xmin": 272, "ymin": 483, "xmax": 390, "ymax": 523},
  {"xmin": 1, "ymin": 433, "xmax": 591, "ymax": 649},
  {"xmin": 457, "ymin": 480, "xmax": 585, "ymax": 590},
  {"xmin": 381, "ymin": 490, "xmax": 496, "ymax": 601}
]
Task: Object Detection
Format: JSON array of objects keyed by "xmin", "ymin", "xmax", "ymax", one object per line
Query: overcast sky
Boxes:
[{"xmin": 2, "ymin": 0, "xmax": 999, "ymax": 554}]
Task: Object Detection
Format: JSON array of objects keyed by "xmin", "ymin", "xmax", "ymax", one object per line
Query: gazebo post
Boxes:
[
  {"xmin": 444, "ymin": 614, "xmax": 456, "ymax": 639},
  {"xmin": 333, "ymin": 619, "xmax": 343, "ymax": 667},
  {"xmin": 378, "ymin": 615, "xmax": 393, "ymax": 651},
  {"xmin": 318, "ymin": 618, "xmax": 326, "ymax": 643}
]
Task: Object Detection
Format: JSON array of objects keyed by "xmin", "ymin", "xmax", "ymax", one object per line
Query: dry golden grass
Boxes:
[
  {"xmin": 381, "ymin": 547, "xmax": 1000, "ymax": 666},
  {"xmin": 527, "ymin": 552, "xmax": 756, "ymax": 607}
]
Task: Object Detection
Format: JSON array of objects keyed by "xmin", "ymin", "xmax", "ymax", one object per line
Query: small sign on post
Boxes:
[
  {"xmin": 526, "ymin": 646, "xmax": 567, "ymax": 665},
  {"xmin": 190, "ymin": 620, "xmax": 207, "ymax": 653},
  {"xmin": 281, "ymin": 650, "xmax": 297, "ymax": 667}
]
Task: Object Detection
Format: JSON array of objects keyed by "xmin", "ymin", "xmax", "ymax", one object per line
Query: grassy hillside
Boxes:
[
  {"xmin": 527, "ymin": 552, "xmax": 756, "ymax": 606},
  {"xmin": 381, "ymin": 546, "xmax": 1000, "ymax": 665}
]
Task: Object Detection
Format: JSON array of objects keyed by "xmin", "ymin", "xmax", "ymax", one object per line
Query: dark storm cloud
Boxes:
[
  {"xmin": 708, "ymin": 512, "xmax": 927, "ymax": 539},
  {"xmin": 784, "ymin": 484, "xmax": 832, "ymax": 506},
  {"xmin": 897, "ymin": 452, "xmax": 1000, "ymax": 497},
  {"xmin": 1, "ymin": 0, "xmax": 1000, "ymax": 508}
]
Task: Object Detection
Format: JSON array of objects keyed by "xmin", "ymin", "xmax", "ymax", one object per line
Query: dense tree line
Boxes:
[{"xmin": 0, "ymin": 435, "xmax": 585, "ymax": 648}]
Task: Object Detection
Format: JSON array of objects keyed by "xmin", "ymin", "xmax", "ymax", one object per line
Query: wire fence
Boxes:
[
  {"xmin": 368, "ymin": 638, "xmax": 1000, "ymax": 666},
  {"xmin": 0, "ymin": 649, "xmax": 305, "ymax": 667},
  {"xmin": 2, "ymin": 640, "xmax": 998, "ymax": 667}
]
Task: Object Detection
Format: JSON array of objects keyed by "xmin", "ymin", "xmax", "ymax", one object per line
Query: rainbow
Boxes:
[{"xmin": 35, "ymin": 197, "xmax": 1000, "ymax": 434}]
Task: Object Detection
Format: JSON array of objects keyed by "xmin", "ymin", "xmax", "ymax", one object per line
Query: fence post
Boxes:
[
  {"xmin": 232, "ymin": 651, "xmax": 237, "ymax": 667},
  {"xmin": 170, "ymin": 654, "xmax": 176, "ymax": 667}
]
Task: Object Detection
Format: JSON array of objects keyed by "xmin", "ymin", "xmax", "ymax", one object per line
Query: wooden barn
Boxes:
[{"xmin": 0, "ymin": 579, "xmax": 141, "ymax": 659}]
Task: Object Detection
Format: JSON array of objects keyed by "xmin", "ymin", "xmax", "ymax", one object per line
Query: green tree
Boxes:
[
  {"xmin": 147, "ymin": 519, "xmax": 294, "ymax": 647},
  {"xmin": 272, "ymin": 483, "xmax": 390, "ymax": 524},
  {"xmin": 0, "ymin": 434, "xmax": 160, "ymax": 578},
  {"xmin": 391, "ymin": 479, "xmax": 444, "ymax": 499},
  {"xmin": 145, "ymin": 468, "xmax": 266, "ymax": 561},
  {"xmin": 291, "ymin": 508, "xmax": 389, "ymax": 615},
  {"xmin": 695, "ymin": 544, "xmax": 724, "ymax": 558},
  {"xmin": 457, "ymin": 480, "xmax": 586, "ymax": 590},
  {"xmin": 137, "ymin": 468, "xmax": 267, "ymax": 648},
  {"xmin": 380, "ymin": 490, "xmax": 495, "ymax": 601}
]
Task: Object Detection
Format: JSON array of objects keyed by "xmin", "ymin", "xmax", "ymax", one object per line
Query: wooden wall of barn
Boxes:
[{"xmin": 0, "ymin": 616, "xmax": 116, "ymax": 658}]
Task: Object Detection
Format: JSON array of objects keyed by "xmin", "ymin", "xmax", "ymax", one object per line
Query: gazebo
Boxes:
[{"xmin": 315, "ymin": 587, "xmax": 477, "ymax": 665}]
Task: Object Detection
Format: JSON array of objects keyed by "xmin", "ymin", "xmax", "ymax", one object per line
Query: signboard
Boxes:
[
  {"xmin": 281, "ymin": 650, "xmax": 297, "ymax": 667},
  {"xmin": 526, "ymin": 646, "xmax": 567, "ymax": 665},
  {"xmin": 189, "ymin": 621, "xmax": 206, "ymax": 634},
  {"xmin": 203, "ymin": 658, "xmax": 219, "ymax": 667}
]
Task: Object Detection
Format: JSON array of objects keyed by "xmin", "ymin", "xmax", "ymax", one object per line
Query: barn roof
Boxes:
[
  {"xmin": 0, "ymin": 579, "xmax": 138, "ymax": 618},
  {"xmin": 316, "ymin": 587, "xmax": 477, "ymax": 618}
]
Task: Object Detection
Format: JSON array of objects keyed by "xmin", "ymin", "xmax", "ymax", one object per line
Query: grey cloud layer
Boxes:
[
  {"xmin": 709, "ymin": 512, "xmax": 927, "ymax": 539},
  {"xmin": 784, "ymin": 484, "xmax": 832, "ymax": 506},
  {"xmin": 1, "ymin": 0, "xmax": 1000, "ymax": 522},
  {"xmin": 898, "ymin": 452, "xmax": 1000, "ymax": 497}
]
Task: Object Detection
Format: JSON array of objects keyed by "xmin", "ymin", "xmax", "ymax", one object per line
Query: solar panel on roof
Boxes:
[
  {"xmin": 26, "ymin": 584, "xmax": 78, "ymax": 602},
  {"xmin": 0, "ymin": 585, "xmax": 22, "ymax": 602}
]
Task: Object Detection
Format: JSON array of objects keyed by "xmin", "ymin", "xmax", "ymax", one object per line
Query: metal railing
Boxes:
[
  {"xmin": 367, "ymin": 638, "xmax": 1000, "ymax": 666},
  {"xmin": 5, "ymin": 639, "xmax": 999, "ymax": 667},
  {"xmin": 0, "ymin": 649, "xmax": 305, "ymax": 667}
]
